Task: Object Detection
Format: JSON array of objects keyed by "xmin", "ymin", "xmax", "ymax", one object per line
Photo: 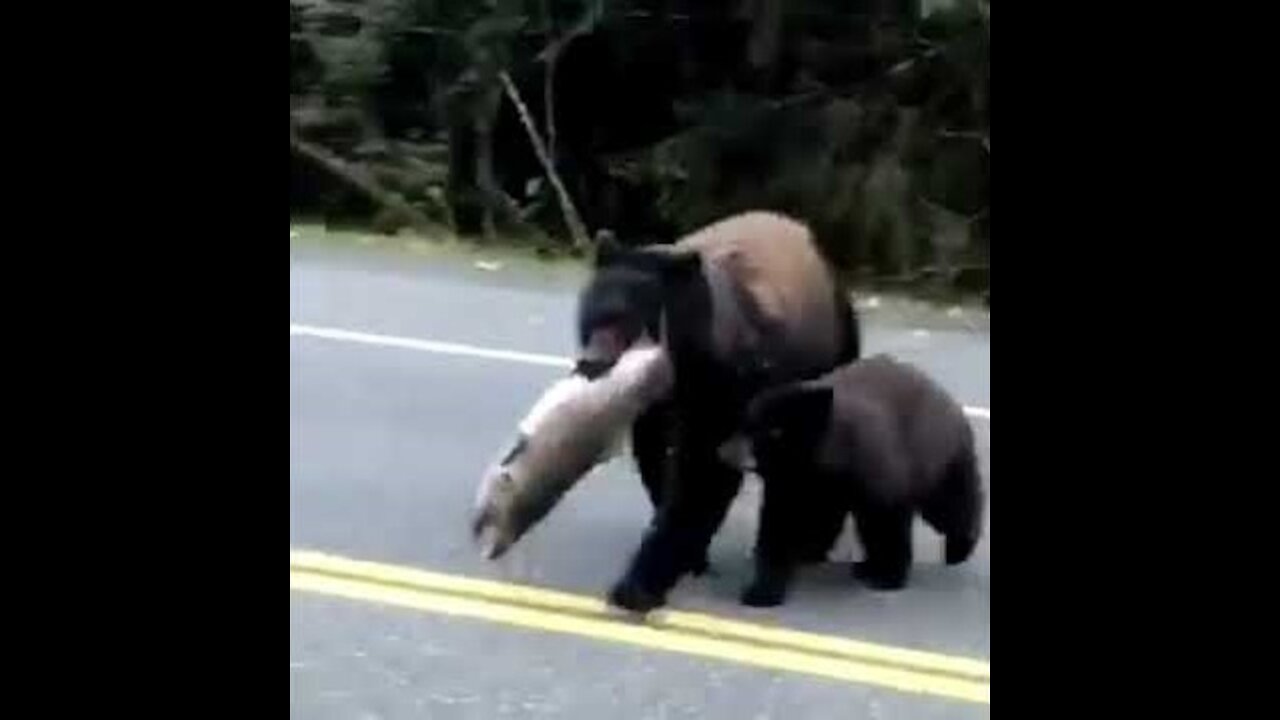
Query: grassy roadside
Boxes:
[{"xmin": 290, "ymin": 222, "xmax": 990, "ymax": 333}]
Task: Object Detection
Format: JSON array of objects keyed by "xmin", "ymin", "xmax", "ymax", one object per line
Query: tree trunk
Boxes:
[
  {"xmin": 746, "ymin": 0, "xmax": 781, "ymax": 73},
  {"xmin": 498, "ymin": 70, "xmax": 590, "ymax": 249},
  {"xmin": 472, "ymin": 84, "xmax": 524, "ymax": 241},
  {"xmin": 544, "ymin": 47, "xmax": 557, "ymax": 164},
  {"xmin": 475, "ymin": 100, "xmax": 498, "ymax": 242},
  {"xmin": 289, "ymin": 130, "xmax": 433, "ymax": 231},
  {"xmin": 540, "ymin": 0, "xmax": 557, "ymax": 164},
  {"xmin": 739, "ymin": 0, "xmax": 782, "ymax": 89}
]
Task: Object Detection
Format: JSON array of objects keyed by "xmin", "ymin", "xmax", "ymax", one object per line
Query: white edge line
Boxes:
[
  {"xmin": 291, "ymin": 323, "xmax": 990, "ymax": 421},
  {"xmin": 291, "ymin": 323, "xmax": 572, "ymax": 369}
]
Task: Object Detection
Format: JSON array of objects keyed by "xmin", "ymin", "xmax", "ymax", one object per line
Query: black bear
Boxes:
[
  {"xmin": 575, "ymin": 211, "xmax": 861, "ymax": 612},
  {"xmin": 730, "ymin": 354, "xmax": 986, "ymax": 606}
]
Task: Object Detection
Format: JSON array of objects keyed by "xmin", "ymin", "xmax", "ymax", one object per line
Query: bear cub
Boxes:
[{"xmin": 734, "ymin": 354, "xmax": 985, "ymax": 606}]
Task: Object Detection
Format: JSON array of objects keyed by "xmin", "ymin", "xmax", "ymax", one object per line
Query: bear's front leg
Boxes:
[
  {"xmin": 631, "ymin": 401, "xmax": 674, "ymax": 512},
  {"xmin": 608, "ymin": 443, "xmax": 742, "ymax": 613},
  {"xmin": 740, "ymin": 469, "xmax": 820, "ymax": 607},
  {"xmin": 741, "ymin": 557, "xmax": 795, "ymax": 607},
  {"xmin": 630, "ymin": 401, "xmax": 711, "ymax": 577}
]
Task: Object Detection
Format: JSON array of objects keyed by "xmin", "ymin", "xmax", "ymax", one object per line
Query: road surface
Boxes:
[{"xmin": 290, "ymin": 239, "xmax": 991, "ymax": 719}]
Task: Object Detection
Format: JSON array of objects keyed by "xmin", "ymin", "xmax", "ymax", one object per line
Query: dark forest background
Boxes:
[{"xmin": 290, "ymin": 0, "xmax": 990, "ymax": 299}]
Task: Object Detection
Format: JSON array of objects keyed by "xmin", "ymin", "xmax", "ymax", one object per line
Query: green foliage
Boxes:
[{"xmin": 290, "ymin": 0, "xmax": 990, "ymax": 295}]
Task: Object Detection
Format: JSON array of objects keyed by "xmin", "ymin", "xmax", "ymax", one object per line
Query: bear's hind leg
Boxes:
[
  {"xmin": 921, "ymin": 448, "xmax": 985, "ymax": 566},
  {"xmin": 851, "ymin": 505, "xmax": 913, "ymax": 590}
]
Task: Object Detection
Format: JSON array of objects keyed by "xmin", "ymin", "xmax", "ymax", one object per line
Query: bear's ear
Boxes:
[
  {"xmin": 615, "ymin": 246, "xmax": 700, "ymax": 282},
  {"xmin": 594, "ymin": 233, "xmax": 627, "ymax": 268},
  {"xmin": 596, "ymin": 240, "xmax": 698, "ymax": 278},
  {"xmin": 655, "ymin": 252, "xmax": 702, "ymax": 280}
]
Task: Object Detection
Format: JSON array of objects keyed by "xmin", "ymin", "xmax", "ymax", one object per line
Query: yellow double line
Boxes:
[{"xmin": 290, "ymin": 550, "xmax": 990, "ymax": 705}]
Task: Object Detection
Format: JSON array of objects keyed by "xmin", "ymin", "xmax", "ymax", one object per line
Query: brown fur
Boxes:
[{"xmin": 659, "ymin": 211, "xmax": 843, "ymax": 381}]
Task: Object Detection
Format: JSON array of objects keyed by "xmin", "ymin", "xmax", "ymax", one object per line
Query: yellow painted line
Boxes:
[
  {"xmin": 290, "ymin": 550, "xmax": 990, "ymax": 705},
  {"xmin": 290, "ymin": 550, "xmax": 989, "ymax": 679}
]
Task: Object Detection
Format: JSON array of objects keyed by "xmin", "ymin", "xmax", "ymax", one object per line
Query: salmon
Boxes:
[{"xmin": 471, "ymin": 341, "xmax": 674, "ymax": 559}]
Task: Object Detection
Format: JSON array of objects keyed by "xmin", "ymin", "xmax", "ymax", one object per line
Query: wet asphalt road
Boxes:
[{"xmin": 289, "ymin": 240, "xmax": 991, "ymax": 719}]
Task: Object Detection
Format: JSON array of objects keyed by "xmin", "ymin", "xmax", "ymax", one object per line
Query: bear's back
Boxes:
[
  {"xmin": 672, "ymin": 211, "xmax": 842, "ymax": 381},
  {"xmin": 819, "ymin": 355, "xmax": 972, "ymax": 502},
  {"xmin": 673, "ymin": 212, "xmax": 832, "ymax": 321}
]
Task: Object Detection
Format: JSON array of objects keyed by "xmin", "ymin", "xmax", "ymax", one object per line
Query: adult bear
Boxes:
[
  {"xmin": 731, "ymin": 354, "xmax": 986, "ymax": 605},
  {"xmin": 575, "ymin": 211, "xmax": 861, "ymax": 612}
]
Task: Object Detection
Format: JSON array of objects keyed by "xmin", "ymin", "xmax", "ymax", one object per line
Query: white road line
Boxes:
[
  {"xmin": 290, "ymin": 323, "xmax": 572, "ymax": 368},
  {"xmin": 290, "ymin": 322, "xmax": 991, "ymax": 421}
]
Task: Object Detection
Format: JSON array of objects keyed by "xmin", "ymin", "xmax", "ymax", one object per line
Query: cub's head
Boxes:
[
  {"xmin": 722, "ymin": 383, "xmax": 834, "ymax": 476},
  {"xmin": 575, "ymin": 236, "xmax": 703, "ymax": 377}
]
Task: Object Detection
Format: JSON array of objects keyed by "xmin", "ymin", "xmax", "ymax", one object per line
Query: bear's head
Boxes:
[
  {"xmin": 575, "ymin": 236, "xmax": 707, "ymax": 378},
  {"xmin": 731, "ymin": 383, "xmax": 835, "ymax": 477}
]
